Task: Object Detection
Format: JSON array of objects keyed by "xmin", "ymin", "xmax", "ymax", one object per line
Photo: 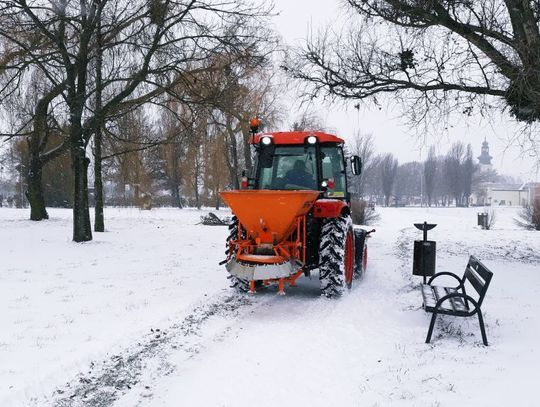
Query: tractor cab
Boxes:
[{"xmin": 246, "ymin": 131, "xmax": 361, "ymax": 199}]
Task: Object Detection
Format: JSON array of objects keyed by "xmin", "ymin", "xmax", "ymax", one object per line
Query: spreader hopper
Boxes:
[{"xmin": 220, "ymin": 190, "xmax": 319, "ymax": 244}]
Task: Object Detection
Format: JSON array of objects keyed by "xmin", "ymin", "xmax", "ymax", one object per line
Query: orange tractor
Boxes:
[{"xmin": 220, "ymin": 120, "xmax": 374, "ymax": 297}]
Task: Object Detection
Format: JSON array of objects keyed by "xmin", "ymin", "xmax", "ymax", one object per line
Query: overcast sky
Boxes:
[{"xmin": 271, "ymin": 0, "xmax": 539, "ymax": 181}]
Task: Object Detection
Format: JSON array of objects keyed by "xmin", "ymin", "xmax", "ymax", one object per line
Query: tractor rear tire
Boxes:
[
  {"xmin": 226, "ymin": 216, "xmax": 250, "ymax": 293},
  {"xmin": 319, "ymin": 214, "xmax": 354, "ymax": 298}
]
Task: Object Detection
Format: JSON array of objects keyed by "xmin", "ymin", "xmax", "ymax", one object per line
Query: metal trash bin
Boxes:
[
  {"xmin": 413, "ymin": 222, "xmax": 437, "ymax": 283},
  {"xmin": 477, "ymin": 212, "xmax": 488, "ymax": 229},
  {"xmin": 413, "ymin": 240, "xmax": 436, "ymax": 277}
]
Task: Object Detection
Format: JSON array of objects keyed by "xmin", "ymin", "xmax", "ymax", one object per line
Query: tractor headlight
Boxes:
[
  {"xmin": 261, "ymin": 136, "xmax": 272, "ymax": 146},
  {"xmin": 306, "ymin": 135, "xmax": 317, "ymax": 145}
]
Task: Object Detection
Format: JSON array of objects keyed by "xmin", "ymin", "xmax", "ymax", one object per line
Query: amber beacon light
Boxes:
[{"xmin": 249, "ymin": 117, "xmax": 261, "ymax": 134}]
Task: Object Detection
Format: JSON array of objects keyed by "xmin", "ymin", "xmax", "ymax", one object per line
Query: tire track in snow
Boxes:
[{"xmin": 42, "ymin": 291, "xmax": 261, "ymax": 407}]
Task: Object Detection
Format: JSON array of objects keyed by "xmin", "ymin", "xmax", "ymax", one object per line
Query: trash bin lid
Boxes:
[{"xmin": 414, "ymin": 223, "xmax": 437, "ymax": 231}]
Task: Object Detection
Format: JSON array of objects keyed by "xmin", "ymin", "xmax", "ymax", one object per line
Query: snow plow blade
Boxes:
[
  {"xmin": 225, "ymin": 258, "xmax": 302, "ymax": 280},
  {"xmin": 220, "ymin": 190, "xmax": 320, "ymax": 244}
]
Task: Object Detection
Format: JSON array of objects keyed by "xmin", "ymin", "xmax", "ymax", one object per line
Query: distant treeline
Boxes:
[{"xmin": 347, "ymin": 134, "xmax": 519, "ymax": 207}]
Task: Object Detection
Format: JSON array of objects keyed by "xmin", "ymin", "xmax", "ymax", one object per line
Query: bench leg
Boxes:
[
  {"xmin": 477, "ymin": 310, "xmax": 488, "ymax": 346},
  {"xmin": 426, "ymin": 312, "xmax": 438, "ymax": 343}
]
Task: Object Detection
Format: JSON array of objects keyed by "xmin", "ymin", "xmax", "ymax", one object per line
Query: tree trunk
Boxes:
[
  {"xmin": 194, "ymin": 161, "xmax": 201, "ymax": 209},
  {"xmin": 26, "ymin": 157, "xmax": 49, "ymax": 220},
  {"xmin": 170, "ymin": 143, "xmax": 183, "ymax": 208},
  {"xmin": 94, "ymin": 16, "xmax": 105, "ymax": 232},
  {"xmin": 26, "ymin": 83, "xmax": 66, "ymax": 221},
  {"xmin": 215, "ymin": 192, "xmax": 220, "ymax": 210},
  {"xmin": 72, "ymin": 144, "xmax": 92, "ymax": 242},
  {"xmin": 194, "ymin": 185, "xmax": 200, "ymax": 209},
  {"xmin": 173, "ymin": 184, "xmax": 182, "ymax": 208},
  {"xmin": 226, "ymin": 119, "xmax": 240, "ymax": 189},
  {"xmin": 242, "ymin": 128, "xmax": 253, "ymax": 174},
  {"xmin": 94, "ymin": 129, "xmax": 104, "ymax": 231},
  {"xmin": 172, "ymin": 153, "xmax": 182, "ymax": 208}
]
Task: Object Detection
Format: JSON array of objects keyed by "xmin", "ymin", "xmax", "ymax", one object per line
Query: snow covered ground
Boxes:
[{"xmin": 0, "ymin": 206, "xmax": 539, "ymax": 406}]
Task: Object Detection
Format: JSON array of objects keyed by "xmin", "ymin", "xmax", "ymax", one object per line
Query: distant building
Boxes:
[
  {"xmin": 477, "ymin": 138, "xmax": 493, "ymax": 172},
  {"xmin": 472, "ymin": 139, "xmax": 540, "ymax": 206},
  {"xmin": 473, "ymin": 182, "xmax": 539, "ymax": 206}
]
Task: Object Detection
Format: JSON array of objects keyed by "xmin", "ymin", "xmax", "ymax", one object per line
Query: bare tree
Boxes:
[
  {"xmin": 444, "ymin": 143, "xmax": 465, "ymax": 206},
  {"xmin": 362, "ymin": 153, "xmax": 383, "ymax": 202},
  {"xmin": 103, "ymin": 108, "xmax": 156, "ymax": 206},
  {"xmin": 424, "ymin": 146, "xmax": 437, "ymax": 206},
  {"xmin": 515, "ymin": 199, "xmax": 540, "ymax": 231},
  {"xmin": 285, "ymin": 1, "xmax": 540, "ymax": 152},
  {"xmin": 394, "ymin": 161, "xmax": 422, "ymax": 206},
  {"xmin": 441, "ymin": 142, "xmax": 477, "ymax": 207},
  {"xmin": 434, "ymin": 154, "xmax": 449, "ymax": 206},
  {"xmin": 0, "ymin": 0, "xmax": 272, "ymax": 241},
  {"xmin": 462, "ymin": 144, "xmax": 477, "ymax": 207},
  {"xmin": 10, "ymin": 131, "xmax": 73, "ymax": 210},
  {"xmin": 348, "ymin": 131, "xmax": 375, "ymax": 198},
  {"xmin": 188, "ymin": 54, "xmax": 281, "ymax": 189},
  {"xmin": 291, "ymin": 111, "xmax": 326, "ymax": 132},
  {"xmin": 157, "ymin": 102, "xmax": 196, "ymax": 208},
  {"xmin": 380, "ymin": 153, "xmax": 398, "ymax": 207},
  {"xmin": 0, "ymin": 68, "xmax": 67, "ymax": 220},
  {"xmin": 93, "ymin": 9, "xmax": 104, "ymax": 231}
]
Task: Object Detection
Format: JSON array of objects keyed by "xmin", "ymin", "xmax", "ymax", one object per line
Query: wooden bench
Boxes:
[{"xmin": 421, "ymin": 255, "xmax": 493, "ymax": 345}]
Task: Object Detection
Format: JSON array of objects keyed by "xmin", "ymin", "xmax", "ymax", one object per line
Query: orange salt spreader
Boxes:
[{"xmin": 220, "ymin": 190, "xmax": 319, "ymax": 286}]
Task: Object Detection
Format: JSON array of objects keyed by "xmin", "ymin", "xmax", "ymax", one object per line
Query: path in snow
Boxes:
[{"xmin": 50, "ymin": 293, "xmax": 256, "ymax": 407}]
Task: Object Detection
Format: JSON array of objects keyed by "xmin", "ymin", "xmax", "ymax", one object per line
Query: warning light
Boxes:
[{"xmin": 249, "ymin": 118, "xmax": 261, "ymax": 134}]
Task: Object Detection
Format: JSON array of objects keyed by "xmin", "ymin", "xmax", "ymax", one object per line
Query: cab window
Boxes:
[
  {"xmin": 258, "ymin": 146, "xmax": 317, "ymax": 190},
  {"xmin": 321, "ymin": 146, "xmax": 346, "ymax": 197}
]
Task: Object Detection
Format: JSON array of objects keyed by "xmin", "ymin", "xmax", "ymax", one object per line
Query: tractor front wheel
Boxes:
[{"xmin": 319, "ymin": 214, "xmax": 354, "ymax": 297}]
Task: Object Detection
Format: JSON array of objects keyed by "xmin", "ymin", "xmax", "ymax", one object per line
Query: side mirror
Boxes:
[{"xmin": 351, "ymin": 155, "xmax": 362, "ymax": 175}]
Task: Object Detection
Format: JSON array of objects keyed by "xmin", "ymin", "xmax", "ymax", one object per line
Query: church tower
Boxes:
[{"xmin": 478, "ymin": 138, "xmax": 493, "ymax": 172}]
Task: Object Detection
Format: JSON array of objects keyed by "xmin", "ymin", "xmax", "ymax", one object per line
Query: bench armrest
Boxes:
[
  {"xmin": 435, "ymin": 292, "xmax": 479, "ymax": 314},
  {"xmin": 428, "ymin": 272, "xmax": 463, "ymax": 289}
]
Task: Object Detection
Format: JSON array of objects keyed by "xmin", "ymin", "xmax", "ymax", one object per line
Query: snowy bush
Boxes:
[
  {"xmin": 484, "ymin": 208, "xmax": 496, "ymax": 230},
  {"xmin": 514, "ymin": 199, "xmax": 540, "ymax": 231},
  {"xmin": 351, "ymin": 199, "xmax": 380, "ymax": 225}
]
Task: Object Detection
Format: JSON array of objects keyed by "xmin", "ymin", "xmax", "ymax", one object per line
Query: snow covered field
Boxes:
[{"xmin": 0, "ymin": 206, "xmax": 539, "ymax": 406}]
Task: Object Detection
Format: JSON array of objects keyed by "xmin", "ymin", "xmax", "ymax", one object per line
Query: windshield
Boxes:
[{"xmin": 258, "ymin": 146, "xmax": 318, "ymax": 190}]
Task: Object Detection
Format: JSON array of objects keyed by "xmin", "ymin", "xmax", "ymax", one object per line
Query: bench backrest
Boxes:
[{"xmin": 463, "ymin": 255, "xmax": 493, "ymax": 306}]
